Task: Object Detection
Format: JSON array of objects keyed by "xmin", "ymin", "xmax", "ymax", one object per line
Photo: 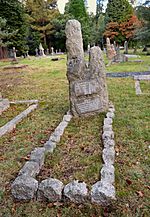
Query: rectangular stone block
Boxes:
[
  {"xmin": 18, "ymin": 161, "xmax": 40, "ymax": 177},
  {"xmin": 74, "ymin": 79, "xmax": 99, "ymax": 97},
  {"xmin": 134, "ymin": 75, "xmax": 150, "ymax": 80},
  {"xmin": 75, "ymin": 97, "xmax": 102, "ymax": 114},
  {"xmin": 30, "ymin": 147, "xmax": 45, "ymax": 168}
]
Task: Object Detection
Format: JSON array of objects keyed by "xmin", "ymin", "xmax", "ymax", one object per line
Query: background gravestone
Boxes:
[{"xmin": 65, "ymin": 19, "xmax": 109, "ymax": 117}]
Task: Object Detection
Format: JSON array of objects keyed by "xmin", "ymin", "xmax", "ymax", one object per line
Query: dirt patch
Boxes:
[
  {"xmin": 0, "ymin": 70, "xmax": 26, "ymax": 91},
  {"xmin": 3, "ymin": 64, "xmax": 28, "ymax": 70}
]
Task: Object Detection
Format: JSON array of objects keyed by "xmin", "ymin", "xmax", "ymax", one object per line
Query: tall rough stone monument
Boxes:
[
  {"xmin": 65, "ymin": 19, "xmax": 109, "ymax": 117},
  {"xmin": 106, "ymin": 38, "xmax": 116, "ymax": 66}
]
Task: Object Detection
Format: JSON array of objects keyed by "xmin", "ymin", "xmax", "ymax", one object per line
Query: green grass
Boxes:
[{"xmin": 0, "ymin": 52, "xmax": 150, "ymax": 217}]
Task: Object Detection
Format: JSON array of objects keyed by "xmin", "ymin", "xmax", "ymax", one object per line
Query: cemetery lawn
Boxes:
[{"xmin": 0, "ymin": 54, "xmax": 150, "ymax": 217}]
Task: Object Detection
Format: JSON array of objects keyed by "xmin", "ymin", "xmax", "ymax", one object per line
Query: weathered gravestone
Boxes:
[
  {"xmin": 106, "ymin": 38, "xmax": 116, "ymax": 66},
  {"xmin": 65, "ymin": 20, "xmax": 109, "ymax": 117},
  {"xmin": 39, "ymin": 43, "xmax": 46, "ymax": 56},
  {"xmin": 124, "ymin": 41, "xmax": 128, "ymax": 54},
  {"xmin": 35, "ymin": 48, "xmax": 39, "ymax": 56}
]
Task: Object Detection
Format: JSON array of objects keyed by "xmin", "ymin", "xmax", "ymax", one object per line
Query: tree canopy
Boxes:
[
  {"xmin": 0, "ymin": 0, "xmax": 28, "ymax": 54},
  {"xmin": 105, "ymin": 0, "xmax": 133, "ymax": 23},
  {"xmin": 25, "ymin": 0, "xmax": 59, "ymax": 48},
  {"xmin": 135, "ymin": 1, "xmax": 150, "ymax": 44}
]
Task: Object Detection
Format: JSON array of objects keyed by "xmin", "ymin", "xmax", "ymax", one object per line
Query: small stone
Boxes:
[
  {"xmin": 44, "ymin": 141, "xmax": 56, "ymax": 153},
  {"xmin": 100, "ymin": 164, "xmax": 115, "ymax": 184},
  {"xmin": 64, "ymin": 180, "xmax": 88, "ymax": 203},
  {"xmin": 63, "ymin": 114, "xmax": 72, "ymax": 122},
  {"xmin": 38, "ymin": 178, "xmax": 64, "ymax": 202},
  {"xmin": 104, "ymin": 118, "xmax": 113, "ymax": 125},
  {"xmin": 18, "ymin": 161, "xmax": 40, "ymax": 177},
  {"xmin": 102, "ymin": 131, "xmax": 114, "ymax": 140},
  {"xmin": 102, "ymin": 147, "xmax": 115, "ymax": 165},
  {"xmin": 106, "ymin": 112, "xmax": 115, "ymax": 119},
  {"xmin": 103, "ymin": 139, "xmax": 115, "ymax": 148},
  {"xmin": 91, "ymin": 181, "xmax": 116, "ymax": 205},
  {"xmin": 103, "ymin": 124, "xmax": 112, "ymax": 132},
  {"xmin": 30, "ymin": 147, "xmax": 45, "ymax": 168},
  {"xmin": 11, "ymin": 175, "xmax": 38, "ymax": 200}
]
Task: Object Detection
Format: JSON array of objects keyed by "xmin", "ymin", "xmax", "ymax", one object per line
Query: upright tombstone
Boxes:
[
  {"xmin": 51, "ymin": 47, "xmax": 54, "ymax": 55},
  {"xmin": 39, "ymin": 43, "xmax": 46, "ymax": 56},
  {"xmin": 87, "ymin": 44, "xmax": 90, "ymax": 53},
  {"xmin": 26, "ymin": 51, "xmax": 29, "ymax": 58},
  {"xmin": 106, "ymin": 38, "xmax": 116, "ymax": 64},
  {"xmin": 124, "ymin": 41, "xmax": 128, "ymax": 54},
  {"xmin": 46, "ymin": 48, "xmax": 49, "ymax": 55},
  {"xmin": 113, "ymin": 41, "xmax": 117, "ymax": 51},
  {"xmin": 35, "ymin": 48, "xmax": 39, "ymax": 56},
  {"xmin": 12, "ymin": 47, "xmax": 17, "ymax": 60},
  {"xmin": 65, "ymin": 19, "xmax": 109, "ymax": 117}
]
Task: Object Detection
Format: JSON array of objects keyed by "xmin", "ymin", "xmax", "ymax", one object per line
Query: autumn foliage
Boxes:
[{"xmin": 104, "ymin": 15, "xmax": 142, "ymax": 43}]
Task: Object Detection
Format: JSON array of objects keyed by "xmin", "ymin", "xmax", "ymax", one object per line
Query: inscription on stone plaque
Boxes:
[
  {"xmin": 74, "ymin": 80, "xmax": 99, "ymax": 97},
  {"xmin": 76, "ymin": 98, "xmax": 101, "ymax": 114}
]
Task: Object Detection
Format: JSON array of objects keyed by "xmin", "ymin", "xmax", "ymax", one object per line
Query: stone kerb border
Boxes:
[
  {"xmin": 11, "ymin": 105, "xmax": 116, "ymax": 206},
  {"xmin": 0, "ymin": 104, "xmax": 38, "ymax": 137}
]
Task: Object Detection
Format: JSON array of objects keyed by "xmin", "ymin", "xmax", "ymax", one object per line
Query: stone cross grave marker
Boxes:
[{"xmin": 65, "ymin": 19, "xmax": 109, "ymax": 117}]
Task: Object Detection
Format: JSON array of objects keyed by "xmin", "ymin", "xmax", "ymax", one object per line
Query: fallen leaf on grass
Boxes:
[
  {"xmin": 0, "ymin": 156, "xmax": 6, "ymax": 161},
  {"xmin": 136, "ymin": 191, "xmax": 144, "ymax": 197},
  {"xmin": 47, "ymin": 202, "xmax": 54, "ymax": 208},
  {"xmin": 126, "ymin": 179, "xmax": 132, "ymax": 185},
  {"xmin": 40, "ymin": 139, "xmax": 46, "ymax": 144},
  {"xmin": 53, "ymin": 201, "xmax": 63, "ymax": 207},
  {"xmin": 22, "ymin": 156, "xmax": 30, "ymax": 161}
]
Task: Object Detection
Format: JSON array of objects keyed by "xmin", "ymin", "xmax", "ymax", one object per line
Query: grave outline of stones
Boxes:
[
  {"xmin": 0, "ymin": 94, "xmax": 38, "ymax": 137},
  {"xmin": 11, "ymin": 19, "xmax": 116, "ymax": 206},
  {"xmin": 11, "ymin": 104, "xmax": 116, "ymax": 205}
]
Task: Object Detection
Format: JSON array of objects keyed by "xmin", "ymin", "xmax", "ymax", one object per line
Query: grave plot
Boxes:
[
  {"xmin": 11, "ymin": 103, "xmax": 116, "ymax": 205},
  {"xmin": 11, "ymin": 20, "xmax": 116, "ymax": 206}
]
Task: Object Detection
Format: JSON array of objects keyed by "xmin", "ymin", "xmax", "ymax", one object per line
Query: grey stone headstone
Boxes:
[{"xmin": 65, "ymin": 19, "xmax": 109, "ymax": 117}]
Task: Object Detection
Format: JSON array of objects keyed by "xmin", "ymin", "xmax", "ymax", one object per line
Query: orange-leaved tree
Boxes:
[{"xmin": 103, "ymin": 15, "xmax": 142, "ymax": 44}]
